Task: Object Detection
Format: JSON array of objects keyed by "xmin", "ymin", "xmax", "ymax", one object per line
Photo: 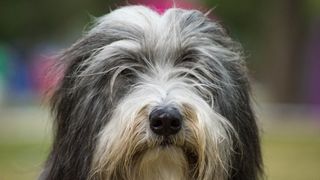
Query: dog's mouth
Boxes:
[
  {"xmin": 158, "ymin": 140, "xmax": 199, "ymax": 175},
  {"xmin": 159, "ymin": 137, "xmax": 198, "ymax": 163},
  {"xmin": 160, "ymin": 137, "xmax": 173, "ymax": 146}
]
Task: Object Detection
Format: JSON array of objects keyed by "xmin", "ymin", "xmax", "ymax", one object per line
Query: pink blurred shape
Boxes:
[
  {"xmin": 133, "ymin": 0, "xmax": 202, "ymax": 13},
  {"xmin": 30, "ymin": 55, "xmax": 62, "ymax": 98}
]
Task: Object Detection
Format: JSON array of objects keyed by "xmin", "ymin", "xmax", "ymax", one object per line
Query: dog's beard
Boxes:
[
  {"xmin": 135, "ymin": 146, "xmax": 188, "ymax": 180},
  {"xmin": 90, "ymin": 89, "xmax": 235, "ymax": 180}
]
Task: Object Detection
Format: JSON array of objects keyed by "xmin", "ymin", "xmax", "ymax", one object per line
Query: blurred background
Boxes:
[{"xmin": 0, "ymin": 0, "xmax": 319, "ymax": 179}]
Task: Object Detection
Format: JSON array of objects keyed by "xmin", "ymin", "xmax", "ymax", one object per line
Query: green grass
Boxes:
[
  {"xmin": 263, "ymin": 134, "xmax": 320, "ymax": 180},
  {"xmin": 0, "ymin": 124, "xmax": 320, "ymax": 180},
  {"xmin": 0, "ymin": 140, "xmax": 50, "ymax": 180}
]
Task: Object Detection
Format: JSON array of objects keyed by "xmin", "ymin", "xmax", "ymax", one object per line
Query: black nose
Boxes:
[{"xmin": 149, "ymin": 107, "xmax": 182, "ymax": 136}]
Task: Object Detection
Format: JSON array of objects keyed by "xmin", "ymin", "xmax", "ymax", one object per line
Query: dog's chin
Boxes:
[
  {"xmin": 131, "ymin": 136, "xmax": 199, "ymax": 180},
  {"xmin": 136, "ymin": 145, "xmax": 189, "ymax": 180}
]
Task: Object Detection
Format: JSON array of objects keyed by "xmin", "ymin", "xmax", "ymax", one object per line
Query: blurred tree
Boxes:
[
  {"xmin": 259, "ymin": 0, "xmax": 307, "ymax": 103},
  {"xmin": 204, "ymin": 0, "xmax": 314, "ymax": 104},
  {"xmin": 204, "ymin": 0, "xmax": 263, "ymax": 53},
  {"xmin": 0, "ymin": 0, "xmax": 116, "ymax": 44}
]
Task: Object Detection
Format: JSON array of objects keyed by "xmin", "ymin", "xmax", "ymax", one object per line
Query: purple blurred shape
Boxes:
[{"xmin": 306, "ymin": 20, "xmax": 320, "ymax": 107}]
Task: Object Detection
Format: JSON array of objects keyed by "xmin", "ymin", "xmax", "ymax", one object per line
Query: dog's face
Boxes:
[{"xmin": 46, "ymin": 6, "xmax": 262, "ymax": 180}]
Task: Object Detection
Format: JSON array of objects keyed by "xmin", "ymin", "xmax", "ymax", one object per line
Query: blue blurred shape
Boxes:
[{"xmin": 6, "ymin": 48, "xmax": 34, "ymax": 103}]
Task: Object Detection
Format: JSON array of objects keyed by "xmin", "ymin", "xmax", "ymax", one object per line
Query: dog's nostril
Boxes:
[
  {"xmin": 170, "ymin": 118, "xmax": 181, "ymax": 128},
  {"xmin": 152, "ymin": 119, "xmax": 163, "ymax": 129},
  {"xmin": 149, "ymin": 107, "xmax": 182, "ymax": 136}
]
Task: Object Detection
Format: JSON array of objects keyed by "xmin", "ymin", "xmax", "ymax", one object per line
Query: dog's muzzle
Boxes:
[{"xmin": 149, "ymin": 106, "xmax": 182, "ymax": 136}]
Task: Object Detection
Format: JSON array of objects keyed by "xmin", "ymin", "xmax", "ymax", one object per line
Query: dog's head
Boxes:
[{"xmin": 47, "ymin": 6, "xmax": 262, "ymax": 180}]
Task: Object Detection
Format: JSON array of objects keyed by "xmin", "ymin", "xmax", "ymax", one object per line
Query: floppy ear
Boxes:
[
  {"xmin": 40, "ymin": 34, "xmax": 113, "ymax": 180},
  {"xmin": 218, "ymin": 67, "xmax": 263, "ymax": 180},
  {"xmin": 210, "ymin": 30, "xmax": 263, "ymax": 180}
]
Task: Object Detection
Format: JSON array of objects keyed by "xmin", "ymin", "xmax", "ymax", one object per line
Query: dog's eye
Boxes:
[
  {"xmin": 175, "ymin": 56, "xmax": 194, "ymax": 66},
  {"xmin": 121, "ymin": 69, "xmax": 135, "ymax": 78},
  {"xmin": 175, "ymin": 57, "xmax": 197, "ymax": 68},
  {"xmin": 182, "ymin": 57, "xmax": 194, "ymax": 63},
  {"xmin": 120, "ymin": 69, "xmax": 140, "ymax": 86},
  {"xmin": 175, "ymin": 50, "xmax": 198, "ymax": 66}
]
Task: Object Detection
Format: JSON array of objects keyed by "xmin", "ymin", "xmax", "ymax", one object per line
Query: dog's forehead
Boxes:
[
  {"xmin": 69, "ymin": 5, "xmax": 239, "ymax": 94},
  {"xmin": 90, "ymin": 6, "xmax": 193, "ymax": 35},
  {"xmin": 88, "ymin": 6, "xmax": 211, "ymax": 57}
]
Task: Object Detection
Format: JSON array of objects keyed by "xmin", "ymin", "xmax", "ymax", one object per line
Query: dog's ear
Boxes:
[
  {"xmin": 41, "ymin": 34, "xmax": 113, "ymax": 180},
  {"xmin": 219, "ymin": 68, "xmax": 263, "ymax": 180},
  {"xmin": 206, "ymin": 23, "xmax": 263, "ymax": 180}
]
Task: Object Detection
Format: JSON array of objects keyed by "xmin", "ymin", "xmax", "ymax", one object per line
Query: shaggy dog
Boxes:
[{"xmin": 41, "ymin": 5, "xmax": 263, "ymax": 180}]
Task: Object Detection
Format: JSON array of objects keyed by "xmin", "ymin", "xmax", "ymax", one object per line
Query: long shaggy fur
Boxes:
[{"xmin": 41, "ymin": 5, "xmax": 263, "ymax": 180}]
